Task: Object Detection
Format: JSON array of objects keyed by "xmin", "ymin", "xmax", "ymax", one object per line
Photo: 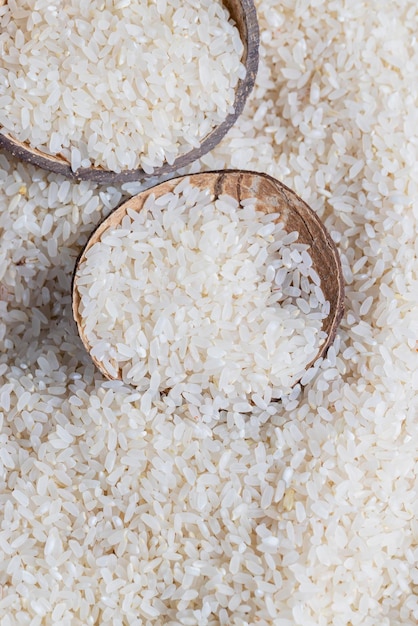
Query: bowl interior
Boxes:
[{"xmin": 72, "ymin": 170, "xmax": 345, "ymax": 382}]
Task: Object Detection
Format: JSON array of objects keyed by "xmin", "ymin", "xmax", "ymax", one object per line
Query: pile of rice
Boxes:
[
  {"xmin": 0, "ymin": 0, "xmax": 245, "ymax": 173},
  {"xmin": 74, "ymin": 180, "xmax": 329, "ymax": 397},
  {"xmin": 1, "ymin": 0, "xmax": 418, "ymax": 624}
]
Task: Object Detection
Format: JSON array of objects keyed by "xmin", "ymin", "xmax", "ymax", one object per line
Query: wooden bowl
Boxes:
[
  {"xmin": 72, "ymin": 170, "xmax": 345, "ymax": 385},
  {"xmin": 0, "ymin": 1, "xmax": 259, "ymax": 184}
]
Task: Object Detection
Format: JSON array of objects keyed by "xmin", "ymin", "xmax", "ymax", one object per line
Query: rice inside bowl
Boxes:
[{"xmin": 74, "ymin": 178, "xmax": 330, "ymax": 398}]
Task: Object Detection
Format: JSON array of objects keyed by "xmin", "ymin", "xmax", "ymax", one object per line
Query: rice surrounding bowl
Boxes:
[{"xmin": 1, "ymin": 0, "xmax": 418, "ymax": 624}]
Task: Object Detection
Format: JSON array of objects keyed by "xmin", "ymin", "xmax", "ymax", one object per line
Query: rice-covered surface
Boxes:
[
  {"xmin": 0, "ymin": 0, "xmax": 245, "ymax": 173},
  {"xmin": 74, "ymin": 180, "xmax": 329, "ymax": 397},
  {"xmin": 1, "ymin": 0, "xmax": 418, "ymax": 624}
]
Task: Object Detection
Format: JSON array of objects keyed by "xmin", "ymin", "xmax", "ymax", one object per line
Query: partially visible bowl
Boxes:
[{"xmin": 0, "ymin": 0, "xmax": 259, "ymax": 184}]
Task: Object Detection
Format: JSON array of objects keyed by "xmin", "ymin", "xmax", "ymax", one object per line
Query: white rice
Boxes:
[
  {"xmin": 0, "ymin": 0, "xmax": 418, "ymax": 624},
  {"xmin": 74, "ymin": 179, "xmax": 329, "ymax": 398},
  {"xmin": 0, "ymin": 0, "xmax": 245, "ymax": 173}
]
